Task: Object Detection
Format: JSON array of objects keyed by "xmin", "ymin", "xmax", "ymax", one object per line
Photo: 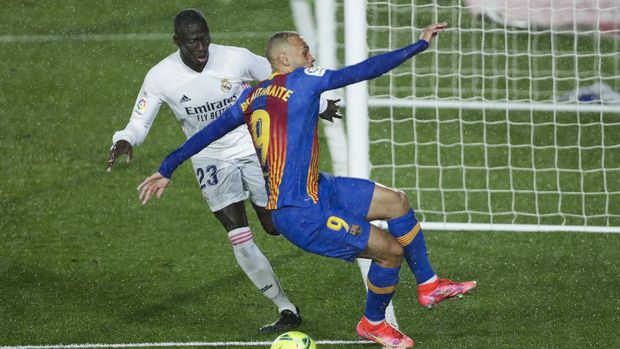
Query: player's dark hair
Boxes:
[
  {"xmin": 174, "ymin": 9, "xmax": 208, "ymax": 35},
  {"xmin": 265, "ymin": 31, "xmax": 299, "ymax": 64}
]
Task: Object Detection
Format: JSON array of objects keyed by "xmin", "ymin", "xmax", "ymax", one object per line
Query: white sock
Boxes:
[
  {"xmin": 420, "ymin": 274, "xmax": 438, "ymax": 285},
  {"xmin": 228, "ymin": 227, "xmax": 297, "ymax": 314},
  {"xmin": 367, "ymin": 318, "xmax": 384, "ymax": 326}
]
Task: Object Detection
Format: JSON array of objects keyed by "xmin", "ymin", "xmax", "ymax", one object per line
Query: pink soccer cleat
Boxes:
[
  {"xmin": 356, "ymin": 316, "xmax": 414, "ymax": 348},
  {"xmin": 417, "ymin": 278, "xmax": 477, "ymax": 308}
]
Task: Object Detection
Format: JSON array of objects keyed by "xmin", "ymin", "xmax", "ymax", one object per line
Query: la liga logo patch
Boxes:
[
  {"xmin": 304, "ymin": 66, "xmax": 325, "ymax": 76},
  {"xmin": 134, "ymin": 97, "xmax": 148, "ymax": 117}
]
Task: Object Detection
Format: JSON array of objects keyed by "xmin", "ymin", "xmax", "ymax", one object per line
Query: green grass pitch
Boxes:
[{"xmin": 1, "ymin": 1, "xmax": 619, "ymax": 348}]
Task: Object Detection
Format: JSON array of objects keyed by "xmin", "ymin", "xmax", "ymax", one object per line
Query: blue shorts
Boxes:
[{"xmin": 271, "ymin": 173, "xmax": 376, "ymax": 262}]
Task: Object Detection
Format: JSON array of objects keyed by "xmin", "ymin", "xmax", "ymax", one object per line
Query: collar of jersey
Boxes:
[{"xmin": 268, "ymin": 72, "xmax": 284, "ymax": 80}]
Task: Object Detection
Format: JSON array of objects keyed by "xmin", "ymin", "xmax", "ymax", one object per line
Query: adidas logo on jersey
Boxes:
[{"xmin": 180, "ymin": 95, "xmax": 191, "ymax": 103}]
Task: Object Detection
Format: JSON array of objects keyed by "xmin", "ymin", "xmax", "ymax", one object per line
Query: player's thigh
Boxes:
[
  {"xmin": 321, "ymin": 173, "xmax": 375, "ymax": 217},
  {"xmin": 238, "ymin": 155, "xmax": 268, "ymax": 207},
  {"xmin": 191, "ymin": 157, "xmax": 249, "ymax": 212},
  {"xmin": 271, "ymin": 202, "xmax": 371, "ymax": 263}
]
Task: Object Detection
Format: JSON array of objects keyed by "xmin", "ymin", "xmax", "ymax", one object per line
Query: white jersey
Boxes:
[{"xmin": 112, "ymin": 44, "xmax": 271, "ymax": 160}]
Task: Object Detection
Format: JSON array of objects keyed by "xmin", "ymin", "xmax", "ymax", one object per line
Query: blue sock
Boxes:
[
  {"xmin": 387, "ymin": 209, "xmax": 435, "ymax": 284},
  {"xmin": 364, "ymin": 262, "xmax": 400, "ymax": 322}
]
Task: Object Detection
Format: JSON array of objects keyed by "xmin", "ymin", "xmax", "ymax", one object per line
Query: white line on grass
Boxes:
[
  {"xmin": 0, "ymin": 340, "xmax": 375, "ymax": 349},
  {"xmin": 0, "ymin": 32, "xmax": 267, "ymax": 43}
]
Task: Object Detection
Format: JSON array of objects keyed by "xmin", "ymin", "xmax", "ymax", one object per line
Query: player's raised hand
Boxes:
[
  {"xmin": 106, "ymin": 140, "xmax": 133, "ymax": 172},
  {"xmin": 319, "ymin": 99, "xmax": 343, "ymax": 123},
  {"xmin": 419, "ymin": 22, "xmax": 448, "ymax": 44},
  {"xmin": 137, "ymin": 172, "xmax": 170, "ymax": 205}
]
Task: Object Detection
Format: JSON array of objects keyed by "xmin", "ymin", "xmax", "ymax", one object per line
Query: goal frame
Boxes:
[{"xmin": 341, "ymin": 1, "xmax": 620, "ymax": 233}]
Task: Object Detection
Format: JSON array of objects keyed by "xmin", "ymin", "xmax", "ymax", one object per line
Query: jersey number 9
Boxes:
[{"xmin": 250, "ymin": 109, "xmax": 270, "ymax": 165}]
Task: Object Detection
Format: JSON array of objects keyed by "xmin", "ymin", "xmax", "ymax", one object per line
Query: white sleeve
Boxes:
[
  {"xmin": 238, "ymin": 48, "xmax": 271, "ymax": 81},
  {"xmin": 111, "ymin": 79, "xmax": 164, "ymax": 147}
]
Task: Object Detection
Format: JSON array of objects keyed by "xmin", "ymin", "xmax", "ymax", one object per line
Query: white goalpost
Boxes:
[{"xmin": 338, "ymin": 0, "xmax": 620, "ymax": 234}]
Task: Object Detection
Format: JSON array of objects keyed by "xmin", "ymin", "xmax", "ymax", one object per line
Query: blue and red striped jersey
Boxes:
[{"xmin": 238, "ymin": 71, "xmax": 322, "ymax": 208}]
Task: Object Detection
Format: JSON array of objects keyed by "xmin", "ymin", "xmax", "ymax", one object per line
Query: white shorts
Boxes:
[{"xmin": 190, "ymin": 154, "xmax": 268, "ymax": 212}]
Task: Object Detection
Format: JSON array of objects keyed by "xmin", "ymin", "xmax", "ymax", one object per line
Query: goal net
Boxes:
[{"xmin": 340, "ymin": 0, "xmax": 620, "ymax": 232}]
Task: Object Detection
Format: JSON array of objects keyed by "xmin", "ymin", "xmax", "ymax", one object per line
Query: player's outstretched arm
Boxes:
[
  {"xmin": 137, "ymin": 172, "xmax": 170, "ymax": 205},
  {"xmin": 318, "ymin": 22, "xmax": 448, "ymax": 92},
  {"xmin": 137, "ymin": 107, "xmax": 242, "ymax": 205},
  {"xmin": 106, "ymin": 140, "xmax": 133, "ymax": 172},
  {"xmin": 158, "ymin": 98, "xmax": 246, "ymax": 178}
]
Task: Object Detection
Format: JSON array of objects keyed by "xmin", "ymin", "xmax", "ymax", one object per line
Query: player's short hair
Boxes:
[
  {"xmin": 266, "ymin": 31, "xmax": 300, "ymax": 65},
  {"xmin": 174, "ymin": 9, "xmax": 208, "ymax": 35}
]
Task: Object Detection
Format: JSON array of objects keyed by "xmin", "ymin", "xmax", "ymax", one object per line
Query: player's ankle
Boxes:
[
  {"xmin": 361, "ymin": 316, "xmax": 384, "ymax": 328},
  {"xmin": 417, "ymin": 276, "xmax": 439, "ymax": 292}
]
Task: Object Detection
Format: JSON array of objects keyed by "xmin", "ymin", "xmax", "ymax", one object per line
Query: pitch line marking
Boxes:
[
  {"xmin": 0, "ymin": 32, "xmax": 268, "ymax": 43},
  {"xmin": 1, "ymin": 340, "xmax": 375, "ymax": 349}
]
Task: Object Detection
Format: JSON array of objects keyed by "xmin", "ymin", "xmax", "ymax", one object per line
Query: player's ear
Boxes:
[
  {"xmin": 173, "ymin": 34, "xmax": 180, "ymax": 45},
  {"xmin": 278, "ymin": 52, "xmax": 289, "ymax": 67}
]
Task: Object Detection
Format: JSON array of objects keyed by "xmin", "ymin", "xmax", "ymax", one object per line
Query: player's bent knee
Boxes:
[
  {"xmin": 389, "ymin": 189, "xmax": 410, "ymax": 217},
  {"xmin": 370, "ymin": 186, "xmax": 411, "ymax": 219},
  {"xmin": 396, "ymin": 190, "xmax": 410, "ymax": 209}
]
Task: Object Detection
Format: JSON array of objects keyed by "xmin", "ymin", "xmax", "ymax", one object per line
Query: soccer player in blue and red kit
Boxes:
[{"xmin": 138, "ymin": 22, "xmax": 476, "ymax": 348}]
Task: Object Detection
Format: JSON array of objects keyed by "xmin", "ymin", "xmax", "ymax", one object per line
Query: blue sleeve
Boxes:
[
  {"xmin": 318, "ymin": 39, "xmax": 429, "ymax": 92},
  {"xmin": 158, "ymin": 105, "xmax": 245, "ymax": 178}
]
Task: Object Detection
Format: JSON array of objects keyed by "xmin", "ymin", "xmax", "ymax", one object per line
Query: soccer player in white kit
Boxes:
[{"xmin": 106, "ymin": 9, "xmax": 311, "ymax": 333}]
